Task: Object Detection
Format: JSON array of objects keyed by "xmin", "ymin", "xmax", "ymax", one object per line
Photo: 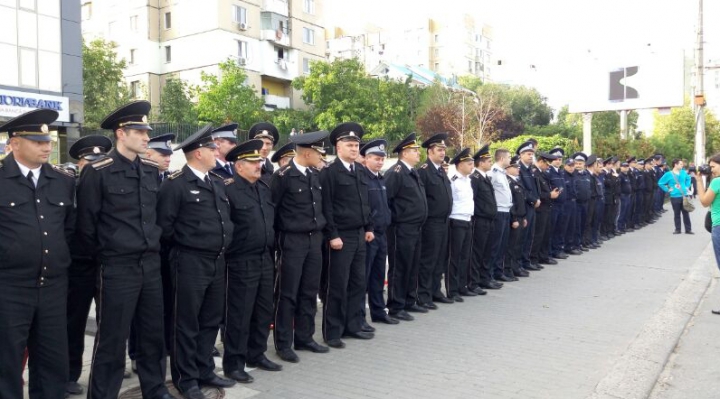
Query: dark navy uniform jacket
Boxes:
[
  {"xmin": 416, "ymin": 160, "xmax": 452, "ymax": 220},
  {"xmin": 562, "ymin": 169, "xmax": 577, "ymax": 201},
  {"xmin": 271, "ymin": 159, "xmax": 326, "ymax": 234},
  {"xmin": 319, "ymin": 159, "xmax": 373, "ymax": 240},
  {"xmin": 547, "ymin": 165, "xmax": 566, "ymax": 203},
  {"xmin": 364, "ymin": 168, "xmax": 391, "ymax": 234},
  {"xmin": 519, "ymin": 162, "xmax": 539, "ymax": 206},
  {"xmin": 470, "ymin": 170, "xmax": 497, "ymax": 220},
  {"xmin": 0, "ymin": 153, "xmax": 75, "ymax": 287},
  {"xmin": 620, "ymin": 172, "xmax": 633, "ymax": 195},
  {"xmin": 384, "ymin": 161, "xmax": 428, "ymax": 225},
  {"xmin": 225, "ymin": 175, "xmax": 275, "ymax": 259},
  {"xmin": 574, "ymin": 170, "xmax": 593, "ymax": 203}
]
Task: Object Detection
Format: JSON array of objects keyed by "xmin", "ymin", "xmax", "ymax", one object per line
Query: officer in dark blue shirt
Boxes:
[
  {"xmin": 633, "ymin": 158, "xmax": 647, "ymax": 227},
  {"xmin": 360, "ymin": 139, "xmax": 396, "ymax": 325},
  {"xmin": 571, "ymin": 152, "xmax": 592, "ymax": 251},
  {"xmin": 547, "ymin": 147, "xmax": 567, "ymax": 259},
  {"xmin": 516, "ymin": 140, "xmax": 540, "ymax": 271},
  {"xmin": 618, "ymin": 162, "xmax": 633, "ymax": 232},
  {"xmin": 561, "ymin": 159, "xmax": 582, "ymax": 255}
]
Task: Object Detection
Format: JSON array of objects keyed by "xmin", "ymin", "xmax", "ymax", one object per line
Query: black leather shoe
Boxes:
[
  {"xmin": 568, "ymin": 249, "xmax": 583, "ymax": 255},
  {"xmin": 326, "ymin": 339, "xmax": 346, "ymax": 348},
  {"xmin": 211, "ymin": 347, "xmax": 221, "ymax": 357},
  {"xmin": 361, "ymin": 322, "xmax": 376, "ymax": 333},
  {"xmin": 479, "ymin": 282, "xmax": 502, "ymax": 290},
  {"xmin": 686, "ymin": 231, "xmax": 694, "ymax": 235},
  {"xmin": 294, "ymin": 341, "xmax": 329, "ymax": 353},
  {"xmin": 673, "ymin": 230, "xmax": 681, "ymax": 234},
  {"xmin": 224, "ymin": 370, "xmax": 253, "ymax": 384},
  {"xmin": 66, "ymin": 381, "xmax": 83, "ymax": 395},
  {"xmin": 509, "ymin": 275, "xmax": 519, "ymax": 281},
  {"xmin": 532, "ymin": 263, "xmax": 544, "ymax": 270},
  {"xmin": 495, "ymin": 275, "xmax": 513, "ymax": 282},
  {"xmin": 552, "ymin": 253, "xmax": 568, "ymax": 259},
  {"xmin": 525, "ymin": 263, "xmax": 541, "ymax": 271},
  {"xmin": 343, "ymin": 330, "xmax": 374, "ymax": 340},
  {"xmin": 433, "ymin": 295, "xmax": 454, "ymax": 304},
  {"xmin": 458, "ymin": 289, "xmax": 478, "ymax": 297},
  {"xmin": 452, "ymin": 295, "xmax": 464, "ymax": 302},
  {"xmin": 515, "ymin": 269, "xmax": 530, "ymax": 277},
  {"xmin": 471, "ymin": 287, "xmax": 488, "ymax": 295},
  {"xmin": 372, "ymin": 314, "xmax": 400, "ymax": 324},
  {"xmin": 539, "ymin": 258, "xmax": 558, "ymax": 265},
  {"xmin": 388, "ymin": 310, "xmax": 414, "ymax": 321},
  {"xmin": 405, "ymin": 304, "xmax": 429, "ymax": 313},
  {"xmin": 277, "ymin": 348, "xmax": 300, "ymax": 363},
  {"xmin": 581, "ymin": 246, "xmax": 590, "ymax": 252},
  {"xmin": 588, "ymin": 243, "xmax": 599, "ymax": 249},
  {"xmin": 156, "ymin": 394, "xmax": 179, "ymax": 399},
  {"xmin": 420, "ymin": 302, "xmax": 438, "ymax": 310},
  {"xmin": 246, "ymin": 356, "xmax": 283, "ymax": 371},
  {"xmin": 181, "ymin": 387, "xmax": 206, "ymax": 399},
  {"xmin": 199, "ymin": 374, "xmax": 236, "ymax": 388}
]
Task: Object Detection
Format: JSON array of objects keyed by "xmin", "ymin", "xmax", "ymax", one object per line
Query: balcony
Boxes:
[
  {"xmin": 262, "ymin": 0, "xmax": 288, "ymax": 16},
  {"xmin": 261, "ymin": 29, "xmax": 291, "ymax": 47},
  {"xmin": 263, "ymin": 94, "xmax": 290, "ymax": 110}
]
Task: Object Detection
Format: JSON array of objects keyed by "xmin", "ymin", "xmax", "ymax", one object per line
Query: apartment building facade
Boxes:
[{"xmin": 81, "ymin": 0, "xmax": 326, "ymax": 112}]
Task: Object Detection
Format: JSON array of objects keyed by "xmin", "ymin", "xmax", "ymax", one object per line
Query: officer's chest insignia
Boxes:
[
  {"xmin": 224, "ymin": 178, "xmax": 234, "ymax": 186},
  {"xmin": 420, "ymin": 164, "xmax": 428, "ymax": 169},
  {"xmin": 91, "ymin": 157, "xmax": 114, "ymax": 170},
  {"xmin": 393, "ymin": 165, "xmax": 402, "ymax": 173},
  {"xmin": 168, "ymin": 170, "xmax": 184, "ymax": 180},
  {"xmin": 190, "ymin": 190, "xmax": 200, "ymax": 195},
  {"xmin": 51, "ymin": 164, "xmax": 75, "ymax": 178}
]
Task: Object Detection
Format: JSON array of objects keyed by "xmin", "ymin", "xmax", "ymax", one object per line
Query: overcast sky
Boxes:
[{"xmin": 325, "ymin": 0, "xmax": 716, "ymax": 110}]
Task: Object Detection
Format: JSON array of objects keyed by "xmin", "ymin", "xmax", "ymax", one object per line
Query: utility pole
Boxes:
[{"xmin": 694, "ymin": 0, "xmax": 706, "ymax": 165}]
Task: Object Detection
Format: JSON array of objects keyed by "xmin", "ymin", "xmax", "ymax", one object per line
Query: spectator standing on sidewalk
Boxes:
[{"xmin": 658, "ymin": 158, "xmax": 693, "ymax": 234}]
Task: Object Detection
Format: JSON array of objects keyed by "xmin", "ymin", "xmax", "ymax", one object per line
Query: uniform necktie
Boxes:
[
  {"xmin": 27, "ymin": 170, "xmax": 36, "ymax": 188},
  {"xmin": 204, "ymin": 175, "xmax": 212, "ymax": 187},
  {"xmin": 224, "ymin": 163, "xmax": 232, "ymax": 176},
  {"xmin": 349, "ymin": 163, "xmax": 354, "ymax": 173}
]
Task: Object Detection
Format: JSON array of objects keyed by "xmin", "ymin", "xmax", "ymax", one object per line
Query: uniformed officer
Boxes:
[
  {"xmin": 271, "ymin": 131, "xmax": 330, "ymax": 363},
  {"xmin": 644, "ymin": 158, "xmax": 658, "ymax": 224},
  {"xmin": 625, "ymin": 156, "xmax": 638, "ymax": 230},
  {"xmin": 601, "ymin": 157, "xmax": 619, "ymax": 239},
  {"xmin": 210, "ymin": 123, "xmax": 239, "ymax": 179},
  {"xmin": 222, "ymin": 139, "xmax": 283, "ymax": 383},
  {"xmin": 270, "ymin": 141, "xmax": 296, "ymax": 169},
  {"xmin": 385, "ymin": 133, "xmax": 428, "ymax": 320},
  {"xmin": 571, "ymin": 152, "xmax": 592, "ymax": 251},
  {"xmin": 504, "ymin": 155, "xmax": 529, "ymax": 278},
  {"xmin": 618, "ymin": 162, "xmax": 633, "ymax": 232},
  {"xmin": 516, "ymin": 140, "xmax": 540, "ymax": 272},
  {"xmin": 65, "ymin": 135, "xmax": 112, "ymax": 396},
  {"xmin": 530, "ymin": 152, "xmax": 560, "ymax": 267},
  {"xmin": 156, "ymin": 125, "xmax": 236, "ymax": 396},
  {"xmin": 547, "ymin": 147, "xmax": 568, "ymax": 260},
  {"xmin": 633, "ymin": 158, "xmax": 647, "ymax": 228},
  {"xmin": 561, "ymin": 158, "xmax": 581, "ymax": 256},
  {"xmin": 75, "ymin": 101, "xmax": 173, "ymax": 399},
  {"xmin": 587, "ymin": 155, "xmax": 605, "ymax": 247},
  {"xmin": 361, "ymin": 140, "xmax": 396, "ymax": 322},
  {"xmin": 469, "ymin": 144, "xmax": 499, "ymax": 291},
  {"xmin": 447, "ymin": 148, "xmax": 478, "ymax": 300},
  {"xmin": 417, "ymin": 133, "xmax": 453, "ymax": 307},
  {"xmin": 145, "ymin": 133, "xmax": 175, "ymax": 182},
  {"xmin": 488, "ymin": 148, "xmax": 514, "ymax": 281},
  {"xmin": 0, "ymin": 109, "xmax": 76, "ymax": 399},
  {"xmin": 319, "ymin": 122, "xmax": 374, "ymax": 348},
  {"xmin": 248, "ymin": 122, "xmax": 279, "ymax": 185}
]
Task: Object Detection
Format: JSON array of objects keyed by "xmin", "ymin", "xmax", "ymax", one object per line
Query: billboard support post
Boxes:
[
  {"xmin": 620, "ymin": 110, "xmax": 628, "ymax": 139},
  {"xmin": 583, "ymin": 113, "xmax": 593, "ymax": 154},
  {"xmin": 694, "ymin": 0, "xmax": 706, "ymax": 165}
]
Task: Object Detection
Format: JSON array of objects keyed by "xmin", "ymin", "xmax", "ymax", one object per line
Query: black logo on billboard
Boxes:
[{"xmin": 609, "ymin": 66, "xmax": 639, "ymax": 102}]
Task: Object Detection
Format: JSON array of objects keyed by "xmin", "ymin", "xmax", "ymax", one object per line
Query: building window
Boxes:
[
  {"xmin": 130, "ymin": 15, "xmax": 138, "ymax": 31},
  {"xmin": 475, "ymin": 62, "xmax": 482, "ymax": 72},
  {"xmin": 131, "ymin": 81, "xmax": 140, "ymax": 98},
  {"xmin": 165, "ymin": 45, "xmax": 171, "ymax": 62},
  {"xmin": 19, "ymin": 47, "xmax": 37, "ymax": 88},
  {"xmin": 108, "ymin": 21, "xmax": 116, "ymax": 37},
  {"xmin": 81, "ymin": 2, "xmax": 92, "ymax": 21},
  {"xmin": 468, "ymin": 60, "xmax": 472, "ymax": 72},
  {"xmin": 303, "ymin": 0, "xmax": 315, "ymax": 14},
  {"xmin": 129, "ymin": 49, "xmax": 136, "ymax": 64},
  {"xmin": 303, "ymin": 58, "xmax": 311, "ymax": 74},
  {"xmin": 434, "ymin": 34, "xmax": 439, "ymax": 43},
  {"xmin": 233, "ymin": 5, "xmax": 247, "ymax": 24},
  {"xmin": 276, "ymin": 46, "xmax": 288, "ymax": 60},
  {"xmin": 237, "ymin": 40, "xmax": 248, "ymax": 59},
  {"xmin": 434, "ymin": 48, "xmax": 439, "ymax": 57},
  {"xmin": 434, "ymin": 62, "xmax": 439, "ymax": 71},
  {"xmin": 302, "ymin": 27, "xmax": 315, "ymax": 45},
  {"xmin": 164, "ymin": 12, "xmax": 172, "ymax": 29}
]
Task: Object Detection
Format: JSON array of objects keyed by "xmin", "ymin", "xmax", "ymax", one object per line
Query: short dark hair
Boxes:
[
  {"xmin": 671, "ymin": 158, "xmax": 682, "ymax": 168},
  {"xmin": 709, "ymin": 153, "xmax": 720, "ymax": 165},
  {"xmin": 494, "ymin": 148, "xmax": 510, "ymax": 162}
]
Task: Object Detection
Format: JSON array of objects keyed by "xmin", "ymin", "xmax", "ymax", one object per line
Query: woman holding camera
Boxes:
[
  {"xmin": 696, "ymin": 154, "xmax": 720, "ymax": 268},
  {"xmin": 658, "ymin": 159, "xmax": 693, "ymax": 234}
]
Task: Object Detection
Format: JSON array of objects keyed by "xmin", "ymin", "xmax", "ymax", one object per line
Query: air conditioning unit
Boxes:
[
  {"xmin": 237, "ymin": 22, "xmax": 248, "ymax": 31},
  {"xmin": 278, "ymin": 59, "xmax": 287, "ymax": 70},
  {"xmin": 238, "ymin": 57, "xmax": 247, "ymax": 66}
]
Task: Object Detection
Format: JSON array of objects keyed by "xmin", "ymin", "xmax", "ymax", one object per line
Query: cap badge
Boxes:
[
  {"xmin": 379, "ymin": 144, "xmax": 385, "ymax": 150},
  {"xmin": 349, "ymin": 131, "xmax": 356, "ymax": 137},
  {"xmin": 142, "ymin": 115, "xmax": 148, "ymax": 123},
  {"xmin": 233, "ymin": 129, "xmax": 238, "ymax": 134},
  {"xmin": 92, "ymin": 146, "xmax": 101, "ymax": 154},
  {"xmin": 166, "ymin": 140, "xmax": 172, "ymax": 147},
  {"xmin": 440, "ymin": 140, "xmax": 445, "ymax": 146},
  {"xmin": 41, "ymin": 124, "xmax": 49, "ymax": 134}
]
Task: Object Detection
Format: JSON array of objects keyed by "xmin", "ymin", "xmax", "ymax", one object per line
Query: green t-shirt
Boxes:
[{"xmin": 710, "ymin": 178, "xmax": 720, "ymax": 226}]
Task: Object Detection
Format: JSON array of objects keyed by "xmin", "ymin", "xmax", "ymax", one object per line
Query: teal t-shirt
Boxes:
[{"xmin": 710, "ymin": 178, "xmax": 720, "ymax": 226}]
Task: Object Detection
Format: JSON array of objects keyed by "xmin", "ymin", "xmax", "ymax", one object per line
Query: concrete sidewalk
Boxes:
[{"xmin": 24, "ymin": 204, "xmax": 716, "ymax": 399}]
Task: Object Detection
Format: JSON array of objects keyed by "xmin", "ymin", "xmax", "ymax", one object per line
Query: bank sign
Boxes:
[{"xmin": 0, "ymin": 89, "xmax": 70, "ymax": 122}]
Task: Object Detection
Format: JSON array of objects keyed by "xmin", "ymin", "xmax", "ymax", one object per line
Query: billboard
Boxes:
[{"xmin": 568, "ymin": 51, "xmax": 685, "ymax": 113}]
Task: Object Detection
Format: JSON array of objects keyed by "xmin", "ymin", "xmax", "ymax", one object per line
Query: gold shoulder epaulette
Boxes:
[
  {"xmin": 393, "ymin": 165, "xmax": 402, "ymax": 173},
  {"xmin": 209, "ymin": 170, "xmax": 226, "ymax": 179},
  {"xmin": 420, "ymin": 163, "xmax": 428, "ymax": 169},
  {"xmin": 223, "ymin": 178, "xmax": 234, "ymax": 186},
  {"xmin": 278, "ymin": 164, "xmax": 291, "ymax": 177},
  {"xmin": 168, "ymin": 170, "xmax": 184, "ymax": 180},
  {"xmin": 51, "ymin": 164, "xmax": 75, "ymax": 178},
  {"xmin": 140, "ymin": 158, "xmax": 159, "ymax": 168},
  {"xmin": 91, "ymin": 157, "xmax": 114, "ymax": 170}
]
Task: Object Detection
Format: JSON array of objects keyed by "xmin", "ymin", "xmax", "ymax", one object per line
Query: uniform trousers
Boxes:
[
  {"xmin": 504, "ymin": 223, "xmax": 525, "ymax": 277},
  {"xmin": 489, "ymin": 212, "xmax": 511, "ymax": 279},
  {"xmin": 530, "ymin": 209, "xmax": 551, "ymax": 263},
  {"xmin": 574, "ymin": 201, "xmax": 589, "ymax": 248},
  {"xmin": 633, "ymin": 191, "xmax": 644, "ymax": 226},
  {"xmin": 550, "ymin": 203, "xmax": 565, "ymax": 257},
  {"xmin": 88, "ymin": 255, "xmax": 167, "ymax": 399},
  {"xmin": 446, "ymin": 219, "xmax": 472, "ymax": 297},
  {"xmin": 520, "ymin": 207, "xmax": 536, "ymax": 269},
  {"xmin": 386, "ymin": 222, "xmax": 423, "ymax": 313},
  {"xmin": 365, "ymin": 231, "xmax": 388, "ymax": 320},
  {"xmin": 591, "ymin": 199, "xmax": 605, "ymax": 243},
  {"xmin": 322, "ymin": 228, "xmax": 366, "ymax": 341},
  {"xmin": 169, "ymin": 249, "xmax": 225, "ymax": 393},
  {"xmin": 618, "ymin": 194, "xmax": 632, "ymax": 231},
  {"xmin": 418, "ymin": 218, "xmax": 450, "ymax": 303},
  {"xmin": 273, "ymin": 232, "xmax": 323, "ymax": 350},
  {"xmin": 562, "ymin": 201, "xmax": 577, "ymax": 252},
  {"xmin": 0, "ymin": 281, "xmax": 68, "ymax": 399},
  {"xmin": 654, "ymin": 188, "xmax": 665, "ymax": 212},
  {"xmin": 644, "ymin": 192, "xmax": 655, "ymax": 222},
  {"xmin": 223, "ymin": 252, "xmax": 274, "ymax": 373},
  {"xmin": 469, "ymin": 216, "xmax": 495, "ymax": 288},
  {"xmin": 66, "ymin": 259, "xmax": 96, "ymax": 383},
  {"xmin": 583, "ymin": 198, "xmax": 596, "ymax": 246}
]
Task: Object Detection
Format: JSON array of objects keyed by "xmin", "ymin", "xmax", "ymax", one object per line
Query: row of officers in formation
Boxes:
[{"xmin": 0, "ymin": 100, "xmax": 672, "ymax": 399}]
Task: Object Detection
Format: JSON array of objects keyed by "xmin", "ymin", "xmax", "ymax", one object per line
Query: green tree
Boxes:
[
  {"xmin": 489, "ymin": 134, "xmax": 580, "ymax": 155},
  {"xmin": 82, "ymin": 38, "xmax": 131, "ymax": 128},
  {"xmin": 457, "ymin": 75, "xmax": 483, "ymax": 92},
  {"xmin": 651, "ymin": 105, "xmax": 720, "ymax": 162},
  {"xmin": 195, "ymin": 59, "xmax": 264, "ymax": 127},
  {"xmin": 292, "ymin": 58, "xmax": 419, "ymax": 141},
  {"xmin": 267, "ymin": 108, "xmax": 318, "ymax": 138},
  {"xmin": 158, "ymin": 78, "xmax": 198, "ymax": 124}
]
